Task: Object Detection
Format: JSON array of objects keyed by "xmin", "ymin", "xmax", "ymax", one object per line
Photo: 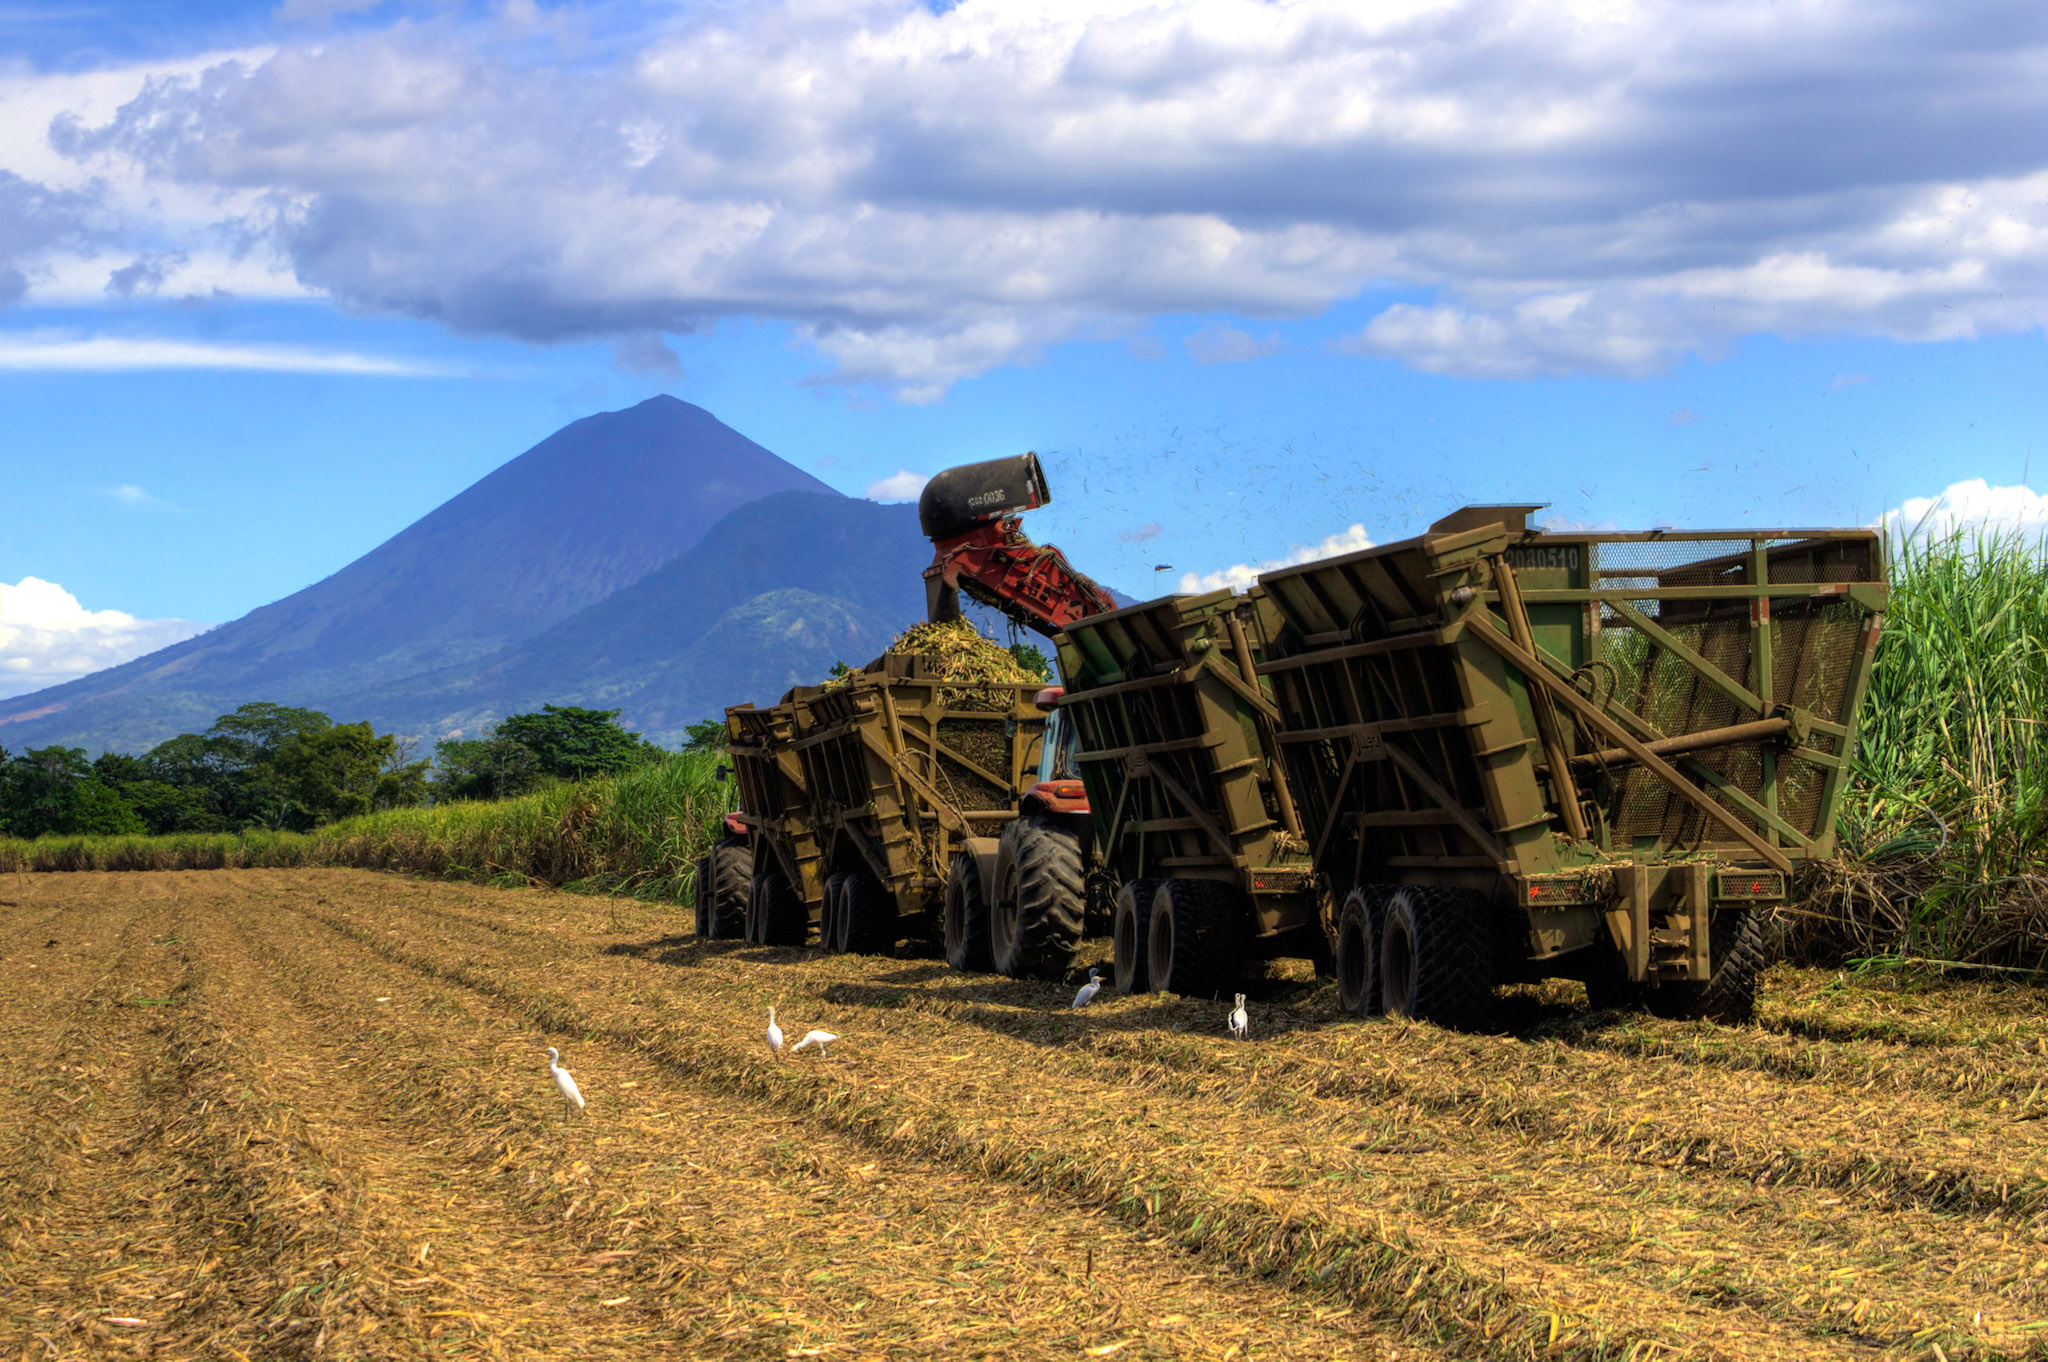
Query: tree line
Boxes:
[{"xmin": 0, "ymin": 702, "xmax": 664, "ymax": 839}]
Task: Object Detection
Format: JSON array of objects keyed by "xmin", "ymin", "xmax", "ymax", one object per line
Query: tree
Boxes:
[
  {"xmin": 0, "ymin": 746, "xmax": 142, "ymax": 838},
  {"xmin": 270, "ymin": 722, "xmax": 431, "ymax": 829},
  {"xmin": 495, "ymin": 705, "xmax": 659, "ymax": 782},
  {"xmin": 434, "ymin": 735, "xmax": 543, "ymax": 802},
  {"xmin": 1007, "ymin": 642, "xmax": 1054, "ymax": 683},
  {"xmin": 682, "ymin": 719, "xmax": 728, "ymax": 751}
]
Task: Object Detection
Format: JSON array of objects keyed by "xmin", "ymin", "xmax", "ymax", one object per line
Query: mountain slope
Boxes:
[
  {"xmin": 327, "ymin": 492, "xmax": 935, "ymax": 739},
  {"xmin": 0, "ymin": 396, "xmax": 834, "ymax": 751}
]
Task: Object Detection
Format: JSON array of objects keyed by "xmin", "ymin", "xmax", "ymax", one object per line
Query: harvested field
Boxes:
[{"xmin": 3, "ymin": 871, "xmax": 2045, "ymax": 1360}]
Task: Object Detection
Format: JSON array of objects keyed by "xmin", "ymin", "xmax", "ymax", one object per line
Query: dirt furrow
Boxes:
[
  {"xmin": 0, "ymin": 889, "xmax": 212, "ymax": 1356},
  {"xmin": 228, "ymin": 886, "xmax": 1424, "ymax": 1361},
  {"xmin": 300, "ymin": 882, "xmax": 2037, "ymax": 1360}
]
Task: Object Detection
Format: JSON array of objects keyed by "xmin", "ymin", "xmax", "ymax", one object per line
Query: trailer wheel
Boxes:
[
  {"xmin": 991, "ymin": 815, "xmax": 1085, "ymax": 979},
  {"xmin": 704, "ymin": 839, "xmax": 752, "ymax": 939},
  {"xmin": 841, "ymin": 871, "xmax": 898, "ymax": 955},
  {"xmin": 692, "ymin": 854, "xmax": 712, "ymax": 937},
  {"xmin": 748, "ymin": 867, "xmax": 801, "ymax": 947},
  {"xmin": 1112, "ymin": 878, "xmax": 1163, "ymax": 994},
  {"xmin": 761, "ymin": 875, "xmax": 810, "ymax": 948},
  {"xmin": 1146, "ymin": 879, "xmax": 1245, "ymax": 999},
  {"xmin": 1335, "ymin": 887, "xmax": 1384, "ymax": 1016},
  {"xmin": 817, "ymin": 873, "xmax": 847, "ymax": 953},
  {"xmin": 943, "ymin": 854, "xmax": 994, "ymax": 973},
  {"xmin": 1379, "ymin": 885, "xmax": 1496, "ymax": 1030},
  {"xmin": 1647, "ymin": 906, "xmax": 1765, "ymax": 1024}
]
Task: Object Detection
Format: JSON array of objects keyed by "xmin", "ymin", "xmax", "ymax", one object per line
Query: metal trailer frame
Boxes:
[
  {"xmin": 1054, "ymin": 587, "xmax": 1326, "ymax": 964},
  {"xmin": 792, "ymin": 652, "xmax": 1049, "ymax": 942},
  {"xmin": 725, "ymin": 687, "xmax": 828, "ymax": 919},
  {"xmin": 1255, "ymin": 505, "xmax": 1886, "ymax": 992}
]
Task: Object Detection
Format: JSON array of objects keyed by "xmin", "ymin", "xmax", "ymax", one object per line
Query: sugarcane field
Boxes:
[
  {"xmin": 7, "ymin": 11, "xmax": 2048, "ymax": 1354},
  {"xmin": 3, "ymin": 867, "xmax": 2044, "ymax": 1361}
]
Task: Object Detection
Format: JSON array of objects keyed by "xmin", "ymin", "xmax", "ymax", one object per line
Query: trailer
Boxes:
[
  {"xmin": 719, "ymin": 687, "xmax": 829, "ymax": 945},
  {"xmin": 775, "ymin": 652, "xmax": 1050, "ymax": 954},
  {"xmin": 1255, "ymin": 505, "xmax": 1886, "ymax": 1025},
  {"xmin": 1053, "ymin": 587, "xmax": 1327, "ymax": 998}
]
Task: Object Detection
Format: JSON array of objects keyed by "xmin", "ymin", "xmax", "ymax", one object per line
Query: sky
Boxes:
[{"xmin": 2, "ymin": 0, "xmax": 2045, "ymax": 699}]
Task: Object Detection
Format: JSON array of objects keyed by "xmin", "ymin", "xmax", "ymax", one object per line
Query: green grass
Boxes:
[
  {"xmin": 0, "ymin": 751, "xmax": 737, "ymax": 905},
  {"xmin": 1790, "ymin": 530, "xmax": 2048, "ymax": 970}
]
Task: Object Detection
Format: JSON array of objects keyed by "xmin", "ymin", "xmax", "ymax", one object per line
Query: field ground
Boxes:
[{"xmin": 2, "ymin": 871, "xmax": 2045, "ymax": 1360}]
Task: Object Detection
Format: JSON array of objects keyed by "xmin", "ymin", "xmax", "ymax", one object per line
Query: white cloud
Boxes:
[
  {"xmin": 0, "ymin": 577, "xmax": 212, "ymax": 701},
  {"xmin": 5, "ymin": 4, "xmax": 2045, "ymax": 392},
  {"xmin": 1180, "ymin": 524, "xmax": 1376, "ymax": 594},
  {"xmin": 1876, "ymin": 479, "xmax": 2048, "ymax": 544},
  {"xmin": 0, "ymin": 334, "xmax": 442, "ymax": 375},
  {"xmin": 95, "ymin": 484, "xmax": 178, "ymax": 511},
  {"xmin": 1184, "ymin": 322, "xmax": 1281, "ymax": 366},
  {"xmin": 865, "ymin": 469, "xmax": 931, "ymax": 502}
]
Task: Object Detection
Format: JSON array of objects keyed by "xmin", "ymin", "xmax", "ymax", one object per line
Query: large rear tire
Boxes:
[
  {"xmin": 943, "ymin": 854, "xmax": 994, "ymax": 973},
  {"xmin": 1335, "ymin": 886, "xmax": 1382, "ymax": 1017},
  {"xmin": 1112, "ymin": 877, "xmax": 1162, "ymax": 994},
  {"xmin": 841, "ymin": 871, "xmax": 898, "ymax": 956},
  {"xmin": 990, "ymin": 815, "xmax": 1085, "ymax": 980},
  {"xmin": 1646, "ymin": 906, "xmax": 1765, "ymax": 1024},
  {"xmin": 1379, "ymin": 884, "xmax": 1496, "ymax": 1030},
  {"xmin": 704, "ymin": 839, "xmax": 752, "ymax": 940},
  {"xmin": 1146, "ymin": 878, "xmax": 1245, "ymax": 999}
]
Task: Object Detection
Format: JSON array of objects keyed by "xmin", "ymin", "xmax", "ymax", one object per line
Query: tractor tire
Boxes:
[
  {"xmin": 692, "ymin": 854, "xmax": 712, "ymax": 937},
  {"xmin": 841, "ymin": 872, "xmax": 898, "ymax": 955},
  {"xmin": 1146, "ymin": 878, "xmax": 1246, "ymax": 1000},
  {"xmin": 990, "ymin": 815, "xmax": 1086, "ymax": 980},
  {"xmin": 1111, "ymin": 878, "xmax": 1163, "ymax": 994},
  {"xmin": 704, "ymin": 839, "xmax": 752, "ymax": 940},
  {"xmin": 821, "ymin": 873, "xmax": 849, "ymax": 954},
  {"xmin": 1646, "ymin": 905, "xmax": 1765, "ymax": 1024},
  {"xmin": 1379, "ymin": 884, "xmax": 1497, "ymax": 1030},
  {"xmin": 1335, "ymin": 886, "xmax": 1383, "ymax": 1017},
  {"xmin": 943, "ymin": 853, "xmax": 994, "ymax": 973}
]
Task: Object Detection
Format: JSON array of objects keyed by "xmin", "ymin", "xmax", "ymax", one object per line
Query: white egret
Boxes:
[
  {"xmin": 1227, "ymin": 993, "xmax": 1248, "ymax": 1040},
  {"xmin": 545, "ymin": 1047, "xmax": 585, "ymax": 1115},
  {"xmin": 1071, "ymin": 967, "xmax": 1102, "ymax": 1010},
  {"xmin": 766, "ymin": 1006, "xmax": 785, "ymax": 1056},
  {"xmin": 789, "ymin": 1030, "xmax": 839, "ymax": 1055}
]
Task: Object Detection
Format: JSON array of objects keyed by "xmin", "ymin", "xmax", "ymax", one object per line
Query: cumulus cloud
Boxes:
[
  {"xmin": 1185, "ymin": 323, "xmax": 1281, "ymax": 366},
  {"xmin": 0, "ymin": 169, "xmax": 101, "ymax": 305},
  {"xmin": 0, "ymin": 577, "xmax": 211, "ymax": 700},
  {"xmin": 865, "ymin": 469, "xmax": 931, "ymax": 502},
  {"xmin": 12, "ymin": 1, "xmax": 2048, "ymax": 393},
  {"xmin": 1876, "ymin": 479, "xmax": 2048, "ymax": 543},
  {"xmin": 1118, "ymin": 522, "xmax": 1164, "ymax": 544},
  {"xmin": 611, "ymin": 331, "xmax": 683, "ymax": 379},
  {"xmin": 0, "ymin": 334, "xmax": 441, "ymax": 374},
  {"xmin": 1180, "ymin": 523, "xmax": 1375, "ymax": 594}
]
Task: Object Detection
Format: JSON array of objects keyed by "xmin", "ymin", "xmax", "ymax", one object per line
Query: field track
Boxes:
[{"xmin": 3, "ymin": 871, "xmax": 2045, "ymax": 1360}]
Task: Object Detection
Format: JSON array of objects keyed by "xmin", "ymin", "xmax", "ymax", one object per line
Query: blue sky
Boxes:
[{"xmin": 2, "ymin": 0, "xmax": 2044, "ymax": 698}]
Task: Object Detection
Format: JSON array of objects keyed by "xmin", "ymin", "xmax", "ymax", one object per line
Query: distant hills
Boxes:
[{"xmin": 0, "ymin": 396, "xmax": 1001, "ymax": 754}]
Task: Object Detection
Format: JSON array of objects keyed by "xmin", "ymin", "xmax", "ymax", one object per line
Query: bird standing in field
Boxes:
[
  {"xmin": 790, "ymin": 1029, "xmax": 839, "ymax": 1056},
  {"xmin": 1072, "ymin": 967, "xmax": 1102, "ymax": 1010},
  {"xmin": 1227, "ymin": 993, "xmax": 1249, "ymax": 1040},
  {"xmin": 766, "ymin": 1006, "xmax": 784, "ymax": 1056},
  {"xmin": 545, "ymin": 1047, "xmax": 585, "ymax": 1116}
]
